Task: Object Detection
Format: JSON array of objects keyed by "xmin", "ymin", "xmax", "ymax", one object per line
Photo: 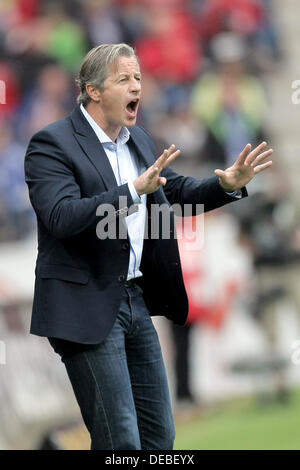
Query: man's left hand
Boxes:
[{"xmin": 214, "ymin": 142, "xmax": 273, "ymax": 192}]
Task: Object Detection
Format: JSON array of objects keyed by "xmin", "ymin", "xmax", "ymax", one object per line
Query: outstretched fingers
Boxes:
[
  {"xmin": 155, "ymin": 148, "xmax": 170, "ymax": 169},
  {"xmin": 163, "ymin": 148, "xmax": 181, "ymax": 169},
  {"xmin": 236, "ymin": 143, "xmax": 252, "ymax": 165},
  {"xmin": 253, "ymin": 160, "xmax": 273, "ymax": 174},
  {"xmin": 250, "ymin": 148, "xmax": 273, "ymax": 167},
  {"xmin": 244, "ymin": 141, "xmax": 268, "ymax": 166},
  {"xmin": 155, "ymin": 144, "xmax": 181, "ymax": 171}
]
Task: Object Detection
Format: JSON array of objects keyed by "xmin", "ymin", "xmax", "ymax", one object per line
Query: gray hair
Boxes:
[{"xmin": 76, "ymin": 43, "xmax": 138, "ymax": 106}]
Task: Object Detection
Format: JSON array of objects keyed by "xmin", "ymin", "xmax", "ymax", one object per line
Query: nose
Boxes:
[{"xmin": 129, "ymin": 77, "xmax": 141, "ymax": 94}]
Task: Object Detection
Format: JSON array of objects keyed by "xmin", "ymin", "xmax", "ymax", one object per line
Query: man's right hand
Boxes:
[{"xmin": 133, "ymin": 144, "xmax": 181, "ymax": 196}]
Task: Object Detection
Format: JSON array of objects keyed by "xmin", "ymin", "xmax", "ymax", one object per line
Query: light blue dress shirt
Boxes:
[{"xmin": 80, "ymin": 104, "xmax": 147, "ymax": 280}]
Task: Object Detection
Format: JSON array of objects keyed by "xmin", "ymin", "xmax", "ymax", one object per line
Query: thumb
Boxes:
[
  {"xmin": 158, "ymin": 176, "xmax": 167, "ymax": 186},
  {"xmin": 214, "ymin": 169, "xmax": 225, "ymax": 178}
]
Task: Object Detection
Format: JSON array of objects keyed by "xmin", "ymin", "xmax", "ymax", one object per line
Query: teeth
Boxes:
[{"xmin": 126, "ymin": 98, "xmax": 139, "ymax": 114}]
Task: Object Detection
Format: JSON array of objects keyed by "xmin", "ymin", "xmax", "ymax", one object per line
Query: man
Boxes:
[{"xmin": 24, "ymin": 43, "xmax": 273, "ymax": 450}]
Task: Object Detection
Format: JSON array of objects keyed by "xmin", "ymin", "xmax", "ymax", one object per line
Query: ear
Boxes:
[{"xmin": 85, "ymin": 84, "xmax": 101, "ymax": 103}]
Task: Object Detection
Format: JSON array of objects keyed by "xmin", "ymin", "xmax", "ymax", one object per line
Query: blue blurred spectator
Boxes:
[
  {"xmin": 81, "ymin": 0, "xmax": 124, "ymax": 46},
  {"xmin": 16, "ymin": 63, "xmax": 75, "ymax": 143},
  {"xmin": 191, "ymin": 33, "xmax": 267, "ymax": 169},
  {"xmin": 0, "ymin": 120, "xmax": 34, "ymax": 241}
]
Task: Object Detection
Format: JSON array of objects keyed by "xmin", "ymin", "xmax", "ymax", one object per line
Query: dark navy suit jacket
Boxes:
[{"xmin": 24, "ymin": 105, "xmax": 247, "ymax": 344}]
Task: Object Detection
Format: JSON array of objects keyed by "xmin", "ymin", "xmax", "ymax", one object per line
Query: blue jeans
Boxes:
[{"xmin": 48, "ymin": 284, "xmax": 176, "ymax": 450}]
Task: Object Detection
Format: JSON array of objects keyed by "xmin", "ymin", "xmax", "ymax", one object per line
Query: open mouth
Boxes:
[{"xmin": 126, "ymin": 98, "xmax": 139, "ymax": 116}]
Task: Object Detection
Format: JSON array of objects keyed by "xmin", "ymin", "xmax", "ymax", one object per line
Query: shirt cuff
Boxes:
[
  {"xmin": 225, "ymin": 189, "xmax": 242, "ymax": 198},
  {"xmin": 128, "ymin": 180, "xmax": 142, "ymax": 204}
]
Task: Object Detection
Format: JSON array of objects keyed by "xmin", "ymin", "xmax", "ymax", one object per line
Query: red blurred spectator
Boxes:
[
  {"xmin": 116, "ymin": 0, "xmax": 188, "ymax": 7},
  {"xmin": 198, "ymin": 0, "xmax": 266, "ymax": 43},
  {"xmin": 141, "ymin": 0, "xmax": 189, "ymax": 8},
  {"xmin": 136, "ymin": 9, "xmax": 201, "ymax": 83},
  {"xmin": 171, "ymin": 213, "xmax": 243, "ymax": 406},
  {"xmin": 177, "ymin": 214, "xmax": 242, "ymax": 329},
  {"xmin": 16, "ymin": 0, "xmax": 40, "ymax": 22},
  {"xmin": 0, "ymin": 0, "xmax": 39, "ymax": 32}
]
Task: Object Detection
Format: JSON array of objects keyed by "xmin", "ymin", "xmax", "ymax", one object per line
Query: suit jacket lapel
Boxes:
[
  {"xmin": 128, "ymin": 127, "xmax": 156, "ymax": 170},
  {"xmin": 129, "ymin": 127, "xmax": 168, "ymax": 205},
  {"xmin": 70, "ymin": 105, "xmax": 118, "ymax": 190},
  {"xmin": 69, "ymin": 105, "xmax": 167, "ymax": 204}
]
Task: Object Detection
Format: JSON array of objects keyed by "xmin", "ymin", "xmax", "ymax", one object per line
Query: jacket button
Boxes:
[
  {"xmin": 118, "ymin": 275, "xmax": 125, "ymax": 282},
  {"xmin": 122, "ymin": 242, "xmax": 129, "ymax": 250}
]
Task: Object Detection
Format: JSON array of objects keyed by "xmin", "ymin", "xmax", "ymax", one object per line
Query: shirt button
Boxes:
[{"xmin": 118, "ymin": 275, "xmax": 125, "ymax": 282}]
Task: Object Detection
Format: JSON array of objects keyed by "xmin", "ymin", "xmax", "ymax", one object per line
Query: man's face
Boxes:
[{"xmin": 98, "ymin": 56, "xmax": 141, "ymax": 132}]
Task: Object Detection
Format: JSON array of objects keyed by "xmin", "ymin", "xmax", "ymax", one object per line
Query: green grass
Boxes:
[{"xmin": 174, "ymin": 389, "xmax": 300, "ymax": 450}]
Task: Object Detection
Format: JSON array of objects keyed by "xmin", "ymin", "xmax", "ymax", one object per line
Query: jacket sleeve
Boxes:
[
  {"xmin": 138, "ymin": 125, "xmax": 247, "ymax": 214},
  {"xmin": 162, "ymin": 165, "xmax": 247, "ymax": 214},
  {"xmin": 24, "ymin": 129, "xmax": 134, "ymax": 239}
]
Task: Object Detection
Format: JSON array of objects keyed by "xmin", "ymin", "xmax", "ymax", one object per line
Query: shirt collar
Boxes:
[{"xmin": 80, "ymin": 103, "xmax": 130, "ymax": 146}]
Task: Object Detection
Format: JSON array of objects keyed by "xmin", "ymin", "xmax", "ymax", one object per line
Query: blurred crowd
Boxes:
[
  {"xmin": 1, "ymin": 0, "xmax": 300, "ymax": 440},
  {"xmin": 0, "ymin": 0, "xmax": 281, "ymax": 241}
]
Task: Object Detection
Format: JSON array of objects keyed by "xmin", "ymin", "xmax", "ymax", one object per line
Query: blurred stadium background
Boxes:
[{"xmin": 1, "ymin": 0, "xmax": 300, "ymax": 450}]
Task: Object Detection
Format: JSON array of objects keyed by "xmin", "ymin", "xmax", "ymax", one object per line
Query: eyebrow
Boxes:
[{"xmin": 117, "ymin": 72, "xmax": 141, "ymax": 78}]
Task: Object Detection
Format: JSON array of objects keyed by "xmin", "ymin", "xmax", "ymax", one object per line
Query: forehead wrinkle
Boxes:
[
  {"xmin": 118, "ymin": 71, "xmax": 142, "ymax": 78},
  {"xmin": 111, "ymin": 57, "xmax": 140, "ymax": 74}
]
